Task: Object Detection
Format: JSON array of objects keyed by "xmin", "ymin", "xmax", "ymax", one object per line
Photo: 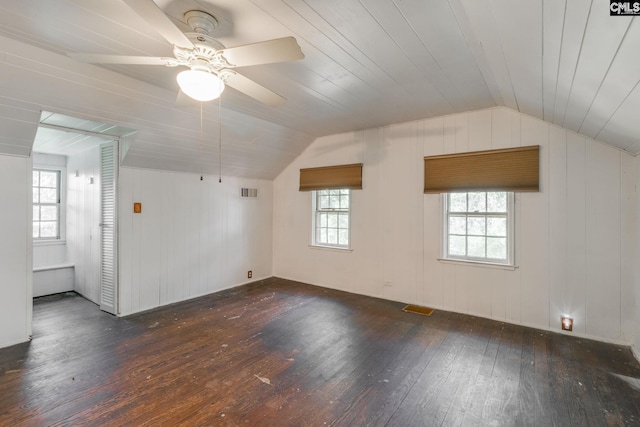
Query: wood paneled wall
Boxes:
[
  {"xmin": 0, "ymin": 154, "xmax": 31, "ymax": 347},
  {"xmin": 118, "ymin": 168, "xmax": 273, "ymax": 315},
  {"xmin": 66, "ymin": 147, "xmax": 101, "ymax": 303},
  {"xmin": 273, "ymin": 107, "xmax": 637, "ymax": 344}
]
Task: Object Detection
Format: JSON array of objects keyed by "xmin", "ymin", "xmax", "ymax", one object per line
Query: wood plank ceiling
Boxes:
[{"xmin": 0, "ymin": 0, "xmax": 638, "ymax": 179}]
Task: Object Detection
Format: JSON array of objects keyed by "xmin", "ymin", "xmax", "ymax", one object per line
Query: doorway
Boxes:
[{"xmin": 31, "ymin": 111, "xmax": 128, "ymax": 314}]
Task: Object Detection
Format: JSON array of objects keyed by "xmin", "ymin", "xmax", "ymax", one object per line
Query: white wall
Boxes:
[
  {"xmin": 33, "ymin": 267, "xmax": 73, "ymax": 297},
  {"xmin": 118, "ymin": 168, "xmax": 273, "ymax": 315},
  {"xmin": 66, "ymin": 147, "xmax": 102, "ymax": 303},
  {"xmin": 0, "ymin": 154, "xmax": 31, "ymax": 348},
  {"xmin": 273, "ymin": 107, "xmax": 636, "ymax": 344}
]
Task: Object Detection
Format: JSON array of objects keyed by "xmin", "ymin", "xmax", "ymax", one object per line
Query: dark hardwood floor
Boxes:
[{"xmin": 1, "ymin": 277, "xmax": 639, "ymax": 426}]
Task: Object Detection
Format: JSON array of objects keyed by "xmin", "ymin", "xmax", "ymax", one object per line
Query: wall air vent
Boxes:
[{"xmin": 241, "ymin": 188, "xmax": 258, "ymax": 198}]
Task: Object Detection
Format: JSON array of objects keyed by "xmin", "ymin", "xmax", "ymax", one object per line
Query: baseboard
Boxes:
[
  {"xmin": 119, "ymin": 275, "xmax": 272, "ymax": 317},
  {"xmin": 0, "ymin": 335, "xmax": 31, "ymax": 350},
  {"xmin": 632, "ymin": 345, "xmax": 640, "ymax": 365},
  {"xmin": 271, "ymin": 275, "xmax": 633, "ymax": 348},
  {"xmin": 119, "ymin": 274, "xmax": 637, "ymax": 352},
  {"xmin": 273, "ymin": 274, "xmax": 392, "ymax": 303}
]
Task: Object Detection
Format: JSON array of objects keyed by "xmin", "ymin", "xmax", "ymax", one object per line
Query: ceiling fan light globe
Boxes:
[{"xmin": 177, "ymin": 69, "xmax": 225, "ymax": 102}]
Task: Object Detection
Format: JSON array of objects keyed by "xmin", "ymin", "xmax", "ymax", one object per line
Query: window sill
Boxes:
[
  {"xmin": 34, "ymin": 240, "xmax": 66, "ymax": 247},
  {"xmin": 34, "ymin": 263, "xmax": 74, "ymax": 272},
  {"xmin": 309, "ymin": 244, "xmax": 353, "ymax": 253},
  {"xmin": 437, "ymin": 258, "xmax": 517, "ymax": 271}
]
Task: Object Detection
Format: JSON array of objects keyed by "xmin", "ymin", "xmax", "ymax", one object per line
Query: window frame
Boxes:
[
  {"xmin": 311, "ymin": 188, "xmax": 351, "ymax": 250},
  {"xmin": 441, "ymin": 191, "xmax": 514, "ymax": 267},
  {"xmin": 33, "ymin": 167, "xmax": 66, "ymax": 243}
]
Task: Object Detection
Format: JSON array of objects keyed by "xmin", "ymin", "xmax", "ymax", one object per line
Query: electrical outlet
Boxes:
[{"xmin": 248, "ymin": 271, "xmax": 252, "ymax": 279}]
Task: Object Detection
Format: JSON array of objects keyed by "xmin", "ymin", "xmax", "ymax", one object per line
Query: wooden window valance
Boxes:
[
  {"xmin": 424, "ymin": 145, "xmax": 539, "ymax": 193},
  {"xmin": 299, "ymin": 163, "xmax": 363, "ymax": 191}
]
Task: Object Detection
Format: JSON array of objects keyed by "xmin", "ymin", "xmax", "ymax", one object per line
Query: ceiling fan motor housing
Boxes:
[
  {"xmin": 184, "ymin": 10, "xmax": 218, "ymax": 35},
  {"xmin": 173, "ymin": 34, "xmax": 231, "ymax": 72}
]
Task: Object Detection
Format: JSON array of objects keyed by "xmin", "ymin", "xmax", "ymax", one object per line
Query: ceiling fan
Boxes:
[{"xmin": 69, "ymin": 0, "xmax": 304, "ymax": 106}]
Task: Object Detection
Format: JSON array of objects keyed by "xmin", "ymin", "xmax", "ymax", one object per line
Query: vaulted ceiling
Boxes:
[{"xmin": 0, "ymin": 0, "xmax": 638, "ymax": 179}]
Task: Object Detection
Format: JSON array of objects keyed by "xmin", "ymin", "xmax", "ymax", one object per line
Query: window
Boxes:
[
  {"xmin": 312, "ymin": 189, "xmax": 350, "ymax": 249},
  {"xmin": 33, "ymin": 169, "xmax": 61, "ymax": 240},
  {"xmin": 443, "ymin": 191, "xmax": 514, "ymax": 265}
]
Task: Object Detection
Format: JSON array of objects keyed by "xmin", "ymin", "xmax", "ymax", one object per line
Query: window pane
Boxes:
[
  {"xmin": 487, "ymin": 237, "xmax": 507, "ymax": 259},
  {"xmin": 468, "ymin": 192, "xmax": 486, "ymax": 212},
  {"xmin": 317, "ymin": 228, "xmax": 327, "ymax": 244},
  {"xmin": 317, "ymin": 189, "xmax": 328, "ymax": 196},
  {"xmin": 33, "ymin": 223, "xmax": 40, "ymax": 238},
  {"xmin": 338, "ymin": 213, "xmax": 349, "ymax": 228},
  {"xmin": 449, "ymin": 193, "xmax": 466, "ymax": 212},
  {"xmin": 40, "ymin": 188, "xmax": 57, "ymax": 203},
  {"xmin": 327, "ymin": 229, "xmax": 338, "ymax": 244},
  {"xmin": 318, "ymin": 212, "xmax": 327, "ymax": 227},
  {"xmin": 467, "ymin": 216, "xmax": 486, "ymax": 236},
  {"xmin": 33, "ymin": 171, "xmax": 39, "ymax": 186},
  {"xmin": 327, "ymin": 213, "xmax": 338, "ymax": 228},
  {"xmin": 449, "ymin": 235, "xmax": 466, "ymax": 256},
  {"xmin": 40, "ymin": 221, "xmax": 57, "ymax": 238},
  {"xmin": 329, "ymin": 189, "xmax": 340, "ymax": 196},
  {"xmin": 33, "ymin": 191, "xmax": 39, "ymax": 204},
  {"xmin": 449, "ymin": 215, "xmax": 466, "ymax": 234},
  {"xmin": 487, "ymin": 217, "xmax": 507, "ymax": 237},
  {"xmin": 340, "ymin": 195, "xmax": 349, "ymax": 209},
  {"xmin": 40, "ymin": 171, "xmax": 57, "ymax": 187},
  {"xmin": 338, "ymin": 229, "xmax": 349, "ymax": 245},
  {"xmin": 468, "ymin": 236, "xmax": 486, "ymax": 257},
  {"xmin": 487, "ymin": 192, "xmax": 507, "ymax": 212},
  {"xmin": 318, "ymin": 195, "xmax": 329, "ymax": 209},
  {"xmin": 41, "ymin": 206, "xmax": 57, "ymax": 221},
  {"xmin": 33, "ymin": 206, "xmax": 40, "ymax": 221},
  {"xmin": 328, "ymin": 195, "xmax": 339, "ymax": 209}
]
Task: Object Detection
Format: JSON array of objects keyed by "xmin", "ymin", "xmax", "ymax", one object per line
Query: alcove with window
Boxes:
[{"xmin": 31, "ymin": 111, "xmax": 128, "ymax": 314}]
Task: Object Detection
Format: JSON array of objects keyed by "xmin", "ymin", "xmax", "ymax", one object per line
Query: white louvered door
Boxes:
[{"xmin": 100, "ymin": 142, "xmax": 118, "ymax": 314}]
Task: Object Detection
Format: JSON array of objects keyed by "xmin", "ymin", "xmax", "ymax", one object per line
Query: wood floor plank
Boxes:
[
  {"xmin": 481, "ymin": 330, "xmax": 523, "ymax": 425},
  {"xmin": 439, "ymin": 317, "xmax": 493, "ymax": 426},
  {"xmin": 1, "ymin": 278, "xmax": 639, "ymax": 426},
  {"xmin": 385, "ymin": 313, "xmax": 476, "ymax": 426}
]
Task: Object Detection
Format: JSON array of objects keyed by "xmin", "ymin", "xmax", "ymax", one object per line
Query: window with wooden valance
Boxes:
[
  {"xmin": 299, "ymin": 163, "xmax": 363, "ymax": 191},
  {"xmin": 423, "ymin": 145, "xmax": 539, "ymax": 193}
]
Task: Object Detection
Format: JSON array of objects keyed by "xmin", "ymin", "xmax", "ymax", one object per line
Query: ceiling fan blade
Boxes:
[
  {"xmin": 223, "ymin": 71, "xmax": 286, "ymax": 107},
  {"xmin": 69, "ymin": 53, "xmax": 173, "ymax": 65},
  {"xmin": 218, "ymin": 37, "xmax": 304, "ymax": 68},
  {"xmin": 123, "ymin": 0, "xmax": 194, "ymax": 49}
]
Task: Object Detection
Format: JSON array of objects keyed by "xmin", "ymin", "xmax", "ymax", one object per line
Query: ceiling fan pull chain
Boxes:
[
  {"xmin": 200, "ymin": 101, "xmax": 204, "ymax": 181},
  {"xmin": 218, "ymin": 96, "xmax": 222, "ymax": 183}
]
